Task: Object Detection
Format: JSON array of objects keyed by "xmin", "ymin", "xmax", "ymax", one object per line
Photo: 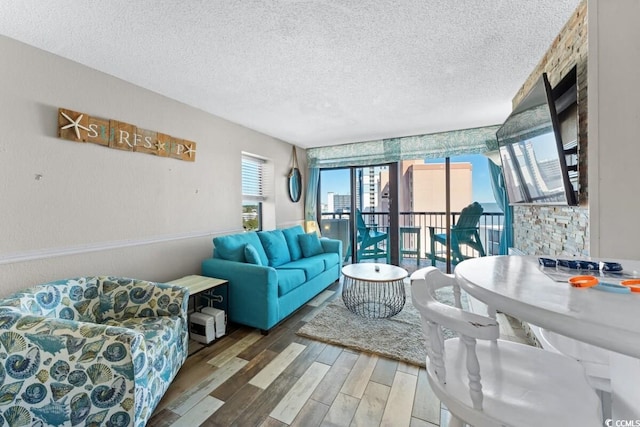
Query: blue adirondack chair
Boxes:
[
  {"xmin": 429, "ymin": 201, "xmax": 486, "ymax": 266},
  {"xmin": 344, "ymin": 209, "xmax": 390, "ymax": 263}
]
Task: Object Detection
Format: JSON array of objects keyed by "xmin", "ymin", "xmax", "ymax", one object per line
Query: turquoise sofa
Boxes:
[
  {"xmin": 0, "ymin": 276, "xmax": 189, "ymax": 427},
  {"xmin": 201, "ymin": 225, "xmax": 342, "ymax": 332}
]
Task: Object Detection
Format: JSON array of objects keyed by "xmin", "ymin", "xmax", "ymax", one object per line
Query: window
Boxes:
[{"xmin": 242, "ymin": 153, "xmax": 265, "ymax": 231}]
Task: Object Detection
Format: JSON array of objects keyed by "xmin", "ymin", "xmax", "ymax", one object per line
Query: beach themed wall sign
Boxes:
[{"xmin": 57, "ymin": 108, "xmax": 196, "ymax": 162}]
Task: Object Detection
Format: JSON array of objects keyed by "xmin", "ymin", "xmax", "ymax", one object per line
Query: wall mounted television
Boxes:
[{"xmin": 496, "ymin": 72, "xmax": 577, "ymax": 206}]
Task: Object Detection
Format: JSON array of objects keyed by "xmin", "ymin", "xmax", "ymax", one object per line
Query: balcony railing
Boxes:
[{"xmin": 320, "ymin": 210, "xmax": 504, "ymax": 265}]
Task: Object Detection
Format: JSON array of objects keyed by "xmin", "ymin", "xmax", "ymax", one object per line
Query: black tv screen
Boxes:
[{"xmin": 496, "ymin": 73, "xmax": 577, "ymax": 206}]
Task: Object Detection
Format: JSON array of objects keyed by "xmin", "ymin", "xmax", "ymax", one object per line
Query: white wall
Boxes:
[
  {"xmin": 0, "ymin": 36, "xmax": 305, "ymax": 294},
  {"xmin": 588, "ymin": 0, "xmax": 640, "ymax": 258}
]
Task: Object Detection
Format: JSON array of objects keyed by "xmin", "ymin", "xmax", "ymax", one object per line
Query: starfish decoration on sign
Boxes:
[
  {"xmin": 60, "ymin": 111, "xmax": 90, "ymax": 140},
  {"xmin": 155, "ymin": 140, "xmax": 166, "ymax": 152},
  {"xmin": 183, "ymin": 143, "xmax": 196, "ymax": 158}
]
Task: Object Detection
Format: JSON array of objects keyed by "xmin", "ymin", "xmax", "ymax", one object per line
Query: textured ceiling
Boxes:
[{"xmin": 0, "ymin": 1, "xmax": 581, "ymax": 148}]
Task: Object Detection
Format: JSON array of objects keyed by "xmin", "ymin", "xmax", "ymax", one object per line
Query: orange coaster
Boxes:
[
  {"xmin": 568, "ymin": 275, "xmax": 598, "ymax": 288},
  {"xmin": 621, "ymin": 279, "xmax": 640, "ymax": 292}
]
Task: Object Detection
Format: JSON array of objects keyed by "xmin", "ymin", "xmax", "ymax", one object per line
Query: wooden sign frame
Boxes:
[{"xmin": 57, "ymin": 108, "xmax": 196, "ymax": 162}]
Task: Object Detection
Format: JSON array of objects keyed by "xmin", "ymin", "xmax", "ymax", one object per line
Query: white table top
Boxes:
[
  {"xmin": 342, "ymin": 263, "xmax": 408, "ymax": 282},
  {"xmin": 455, "ymin": 255, "xmax": 640, "ymax": 359}
]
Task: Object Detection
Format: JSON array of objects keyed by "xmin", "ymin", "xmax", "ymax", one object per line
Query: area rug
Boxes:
[{"xmin": 297, "ymin": 283, "xmax": 465, "ymax": 367}]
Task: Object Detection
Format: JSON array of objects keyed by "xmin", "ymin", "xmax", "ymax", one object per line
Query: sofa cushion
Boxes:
[
  {"xmin": 214, "ymin": 232, "xmax": 268, "ymax": 265},
  {"xmin": 277, "ymin": 257, "xmax": 325, "ymax": 281},
  {"xmin": 258, "ymin": 230, "xmax": 291, "ymax": 267},
  {"xmin": 312, "ymin": 252, "xmax": 341, "ymax": 270},
  {"xmin": 276, "ymin": 268, "xmax": 306, "ymax": 296},
  {"xmin": 244, "ymin": 243, "xmax": 263, "ymax": 265},
  {"xmin": 299, "ymin": 232, "xmax": 324, "ymax": 257},
  {"xmin": 281, "ymin": 225, "xmax": 305, "ymax": 261}
]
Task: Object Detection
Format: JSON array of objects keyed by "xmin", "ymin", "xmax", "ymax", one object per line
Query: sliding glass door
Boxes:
[
  {"xmin": 318, "ymin": 156, "xmax": 501, "ymax": 273},
  {"xmin": 318, "ymin": 168, "xmax": 351, "ymax": 262},
  {"xmin": 318, "ymin": 165, "xmax": 394, "ymax": 265}
]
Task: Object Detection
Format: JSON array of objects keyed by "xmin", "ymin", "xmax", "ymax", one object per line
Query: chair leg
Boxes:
[
  {"xmin": 451, "ymin": 234, "xmax": 462, "ymax": 265},
  {"xmin": 473, "ymin": 230, "xmax": 486, "ymax": 257},
  {"xmin": 386, "ymin": 236, "xmax": 390, "ymax": 264},
  {"xmin": 429, "ymin": 241, "xmax": 436, "ymax": 267},
  {"xmin": 428, "ymin": 227, "xmax": 437, "ymax": 267}
]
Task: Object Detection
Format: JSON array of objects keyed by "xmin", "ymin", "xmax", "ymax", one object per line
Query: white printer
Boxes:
[
  {"xmin": 189, "ymin": 312, "xmax": 215, "ymax": 344},
  {"xmin": 189, "ymin": 307, "xmax": 226, "ymax": 344},
  {"xmin": 202, "ymin": 306, "xmax": 226, "ymax": 338}
]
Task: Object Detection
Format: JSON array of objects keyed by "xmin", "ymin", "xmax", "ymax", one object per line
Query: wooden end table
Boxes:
[{"xmin": 169, "ymin": 274, "xmax": 228, "ymax": 314}]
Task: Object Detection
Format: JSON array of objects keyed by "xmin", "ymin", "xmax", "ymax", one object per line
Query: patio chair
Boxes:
[
  {"xmin": 428, "ymin": 201, "xmax": 486, "ymax": 266},
  {"xmin": 344, "ymin": 209, "xmax": 390, "ymax": 263},
  {"xmin": 410, "ymin": 267, "xmax": 602, "ymax": 427}
]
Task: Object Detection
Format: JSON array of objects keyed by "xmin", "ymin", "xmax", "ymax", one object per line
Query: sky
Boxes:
[{"xmin": 320, "ymin": 154, "xmax": 497, "ymax": 205}]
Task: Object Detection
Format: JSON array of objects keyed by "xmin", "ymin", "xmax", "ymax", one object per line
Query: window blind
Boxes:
[
  {"xmin": 242, "ymin": 154, "xmax": 266, "ymax": 201},
  {"xmin": 306, "ymin": 125, "xmax": 500, "ymax": 168}
]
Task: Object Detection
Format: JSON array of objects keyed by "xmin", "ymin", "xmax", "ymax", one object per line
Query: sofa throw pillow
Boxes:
[
  {"xmin": 213, "ymin": 232, "xmax": 269, "ymax": 265},
  {"xmin": 258, "ymin": 230, "xmax": 291, "ymax": 267},
  {"xmin": 299, "ymin": 232, "xmax": 324, "ymax": 257},
  {"xmin": 244, "ymin": 244, "xmax": 262, "ymax": 265},
  {"xmin": 282, "ymin": 225, "xmax": 305, "ymax": 261}
]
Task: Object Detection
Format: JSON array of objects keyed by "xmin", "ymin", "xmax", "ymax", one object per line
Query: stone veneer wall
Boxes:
[
  {"xmin": 513, "ymin": 205, "xmax": 589, "ymax": 256},
  {"xmin": 512, "ymin": 1, "xmax": 589, "ymax": 256}
]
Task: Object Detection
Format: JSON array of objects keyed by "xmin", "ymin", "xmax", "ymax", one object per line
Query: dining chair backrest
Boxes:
[
  {"xmin": 411, "ymin": 267, "xmax": 499, "ymax": 410},
  {"xmin": 411, "ymin": 267, "xmax": 602, "ymax": 427}
]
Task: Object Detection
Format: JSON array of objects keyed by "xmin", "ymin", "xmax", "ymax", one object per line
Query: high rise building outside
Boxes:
[
  {"xmin": 327, "ymin": 192, "xmax": 352, "ymax": 213},
  {"xmin": 379, "ymin": 160, "xmax": 473, "ymax": 213}
]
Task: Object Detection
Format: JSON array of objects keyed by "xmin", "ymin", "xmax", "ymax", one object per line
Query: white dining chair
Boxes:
[
  {"xmin": 533, "ymin": 325, "xmax": 611, "ymax": 391},
  {"xmin": 410, "ymin": 267, "xmax": 602, "ymax": 427}
]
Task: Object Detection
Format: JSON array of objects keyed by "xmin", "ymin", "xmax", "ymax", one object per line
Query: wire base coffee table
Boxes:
[{"xmin": 342, "ymin": 263, "xmax": 408, "ymax": 318}]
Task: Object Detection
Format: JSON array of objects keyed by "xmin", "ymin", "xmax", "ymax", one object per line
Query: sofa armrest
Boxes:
[
  {"xmin": 0, "ymin": 308, "xmax": 143, "ymax": 421},
  {"xmin": 201, "ymin": 257, "xmax": 279, "ymax": 330},
  {"xmin": 98, "ymin": 276, "xmax": 189, "ymax": 321},
  {"xmin": 321, "ymin": 237, "xmax": 342, "ymax": 260}
]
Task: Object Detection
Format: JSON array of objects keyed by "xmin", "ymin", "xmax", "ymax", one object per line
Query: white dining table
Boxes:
[{"xmin": 455, "ymin": 255, "xmax": 640, "ymax": 421}]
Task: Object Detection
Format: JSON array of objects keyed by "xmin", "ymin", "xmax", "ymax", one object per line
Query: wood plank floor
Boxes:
[{"xmin": 148, "ymin": 280, "xmax": 531, "ymax": 427}]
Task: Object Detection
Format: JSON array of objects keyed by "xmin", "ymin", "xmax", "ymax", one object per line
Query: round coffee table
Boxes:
[{"xmin": 341, "ymin": 263, "xmax": 408, "ymax": 318}]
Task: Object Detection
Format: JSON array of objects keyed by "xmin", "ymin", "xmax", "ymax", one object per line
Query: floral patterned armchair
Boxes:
[{"xmin": 0, "ymin": 276, "xmax": 189, "ymax": 427}]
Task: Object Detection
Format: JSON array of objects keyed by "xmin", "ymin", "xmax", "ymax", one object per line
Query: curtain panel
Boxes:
[
  {"xmin": 307, "ymin": 125, "xmax": 500, "ymax": 169},
  {"xmin": 304, "ymin": 167, "xmax": 320, "ymax": 230},
  {"xmin": 488, "ymin": 158, "xmax": 514, "ymax": 254}
]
